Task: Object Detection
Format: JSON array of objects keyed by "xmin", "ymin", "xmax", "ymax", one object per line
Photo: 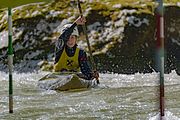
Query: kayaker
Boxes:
[{"xmin": 54, "ymin": 16, "xmax": 99, "ymax": 80}]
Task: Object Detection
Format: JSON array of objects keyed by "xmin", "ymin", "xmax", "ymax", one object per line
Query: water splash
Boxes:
[
  {"xmin": 0, "ymin": 71, "xmax": 180, "ymax": 119},
  {"xmin": 149, "ymin": 111, "xmax": 180, "ymax": 120}
]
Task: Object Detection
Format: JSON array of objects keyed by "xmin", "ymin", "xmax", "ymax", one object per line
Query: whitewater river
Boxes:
[{"xmin": 0, "ymin": 71, "xmax": 180, "ymax": 120}]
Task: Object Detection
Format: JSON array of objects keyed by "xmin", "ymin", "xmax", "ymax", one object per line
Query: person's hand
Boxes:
[
  {"xmin": 75, "ymin": 16, "xmax": 86, "ymax": 25},
  {"xmin": 93, "ymin": 70, "xmax": 99, "ymax": 80}
]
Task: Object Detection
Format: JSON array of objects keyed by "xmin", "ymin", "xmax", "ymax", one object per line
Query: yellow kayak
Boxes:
[{"xmin": 38, "ymin": 72, "xmax": 98, "ymax": 91}]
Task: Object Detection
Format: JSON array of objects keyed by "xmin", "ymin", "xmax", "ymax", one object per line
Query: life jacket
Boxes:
[{"xmin": 54, "ymin": 47, "xmax": 80, "ymax": 72}]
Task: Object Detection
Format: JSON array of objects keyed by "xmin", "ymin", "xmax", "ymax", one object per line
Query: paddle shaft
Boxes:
[{"xmin": 77, "ymin": 0, "xmax": 99, "ymax": 84}]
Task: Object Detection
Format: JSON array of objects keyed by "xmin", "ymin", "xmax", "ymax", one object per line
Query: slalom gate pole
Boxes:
[
  {"xmin": 156, "ymin": 0, "xmax": 165, "ymax": 119},
  {"xmin": 8, "ymin": 7, "xmax": 14, "ymax": 113},
  {"xmin": 77, "ymin": 0, "xmax": 100, "ymax": 84}
]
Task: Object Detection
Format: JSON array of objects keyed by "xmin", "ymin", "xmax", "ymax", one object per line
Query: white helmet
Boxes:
[{"xmin": 61, "ymin": 24, "xmax": 79, "ymax": 36}]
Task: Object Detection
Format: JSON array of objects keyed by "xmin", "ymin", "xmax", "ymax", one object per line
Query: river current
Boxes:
[{"xmin": 0, "ymin": 71, "xmax": 180, "ymax": 120}]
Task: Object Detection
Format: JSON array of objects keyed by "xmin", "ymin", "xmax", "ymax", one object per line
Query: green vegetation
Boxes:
[
  {"xmin": 0, "ymin": 0, "xmax": 179, "ymax": 31},
  {"xmin": 0, "ymin": 0, "xmax": 178, "ymax": 34},
  {"xmin": 0, "ymin": 0, "xmax": 50, "ymax": 9},
  {"xmin": 165, "ymin": 0, "xmax": 180, "ymax": 3}
]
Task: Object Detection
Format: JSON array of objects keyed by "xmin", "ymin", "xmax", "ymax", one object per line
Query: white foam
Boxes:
[{"xmin": 149, "ymin": 111, "xmax": 180, "ymax": 120}]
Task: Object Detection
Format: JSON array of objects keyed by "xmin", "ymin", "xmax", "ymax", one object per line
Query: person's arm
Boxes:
[
  {"xmin": 78, "ymin": 50, "xmax": 94, "ymax": 80},
  {"xmin": 54, "ymin": 23, "xmax": 77, "ymax": 64},
  {"xmin": 54, "ymin": 16, "xmax": 86, "ymax": 64},
  {"xmin": 59, "ymin": 23, "xmax": 77, "ymax": 44},
  {"xmin": 57, "ymin": 16, "xmax": 86, "ymax": 47}
]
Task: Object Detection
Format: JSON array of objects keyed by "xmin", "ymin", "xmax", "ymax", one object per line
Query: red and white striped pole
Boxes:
[{"xmin": 156, "ymin": 0, "xmax": 165, "ymax": 119}]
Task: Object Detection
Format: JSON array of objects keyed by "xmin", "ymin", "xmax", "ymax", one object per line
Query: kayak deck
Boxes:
[{"xmin": 38, "ymin": 72, "xmax": 98, "ymax": 91}]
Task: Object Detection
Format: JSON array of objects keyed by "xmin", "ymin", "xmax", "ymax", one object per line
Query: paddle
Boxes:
[{"xmin": 77, "ymin": 0, "xmax": 100, "ymax": 84}]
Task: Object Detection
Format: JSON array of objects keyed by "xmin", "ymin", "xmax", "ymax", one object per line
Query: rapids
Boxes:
[{"xmin": 0, "ymin": 71, "xmax": 180, "ymax": 119}]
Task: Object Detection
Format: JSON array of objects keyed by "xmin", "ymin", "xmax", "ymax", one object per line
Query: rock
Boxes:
[{"xmin": 0, "ymin": 1, "xmax": 179, "ymax": 75}]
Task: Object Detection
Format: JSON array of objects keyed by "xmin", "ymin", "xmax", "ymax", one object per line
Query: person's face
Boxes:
[{"xmin": 67, "ymin": 35, "xmax": 77, "ymax": 48}]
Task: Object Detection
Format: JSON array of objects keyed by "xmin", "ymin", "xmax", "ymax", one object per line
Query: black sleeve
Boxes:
[
  {"xmin": 59, "ymin": 22, "xmax": 77, "ymax": 45},
  {"xmin": 54, "ymin": 23, "xmax": 77, "ymax": 64},
  {"xmin": 78, "ymin": 49, "xmax": 94, "ymax": 80}
]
